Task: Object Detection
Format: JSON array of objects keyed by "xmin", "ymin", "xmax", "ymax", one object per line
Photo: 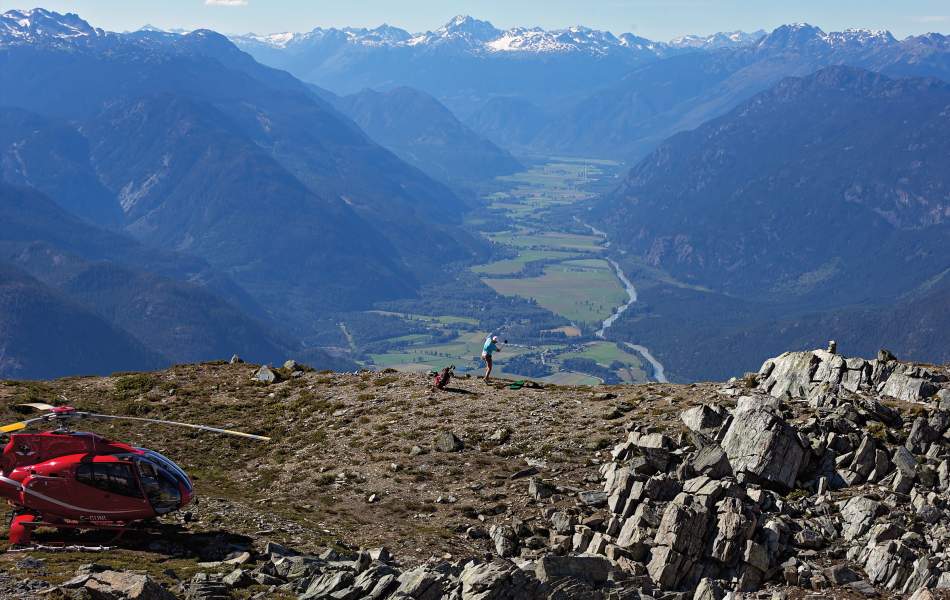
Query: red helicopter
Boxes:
[{"xmin": 0, "ymin": 402, "xmax": 269, "ymax": 546}]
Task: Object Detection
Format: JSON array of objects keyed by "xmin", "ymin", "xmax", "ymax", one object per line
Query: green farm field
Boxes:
[
  {"xmin": 483, "ymin": 259, "xmax": 627, "ymax": 325},
  {"xmin": 556, "ymin": 341, "xmax": 649, "ymax": 383},
  {"xmin": 487, "ymin": 231, "xmax": 603, "ymax": 252},
  {"xmin": 472, "ymin": 249, "xmax": 581, "ymax": 275}
]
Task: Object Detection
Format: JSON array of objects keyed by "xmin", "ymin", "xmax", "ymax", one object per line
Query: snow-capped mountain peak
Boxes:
[
  {"xmin": 342, "ymin": 24, "xmax": 412, "ymax": 45},
  {"xmin": 243, "ymin": 30, "xmax": 298, "ymax": 48},
  {"xmin": 485, "ymin": 25, "xmax": 619, "ymax": 55},
  {"xmin": 0, "ymin": 8, "xmax": 101, "ymax": 44},
  {"xmin": 435, "ymin": 15, "xmax": 501, "ymax": 41},
  {"xmin": 756, "ymin": 23, "xmax": 902, "ymax": 53},
  {"xmin": 826, "ymin": 28, "xmax": 897, "ymax": 47}
]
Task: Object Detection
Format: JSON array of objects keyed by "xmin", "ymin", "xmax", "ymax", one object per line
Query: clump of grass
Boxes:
[
  {"xmin": 786, "ymin": 488, "xmax": 808, "ymax": 501},
  {"xmin": 315, "ymin": 473, "xmax": 336, "ymax": 486},
  {"xmin": 112, "ymin": 374, "xmax": 156, "ymax": 400},
  {"xmin": 867, "ymin": 422, "xmax": 888, "ymax": 443},
  {"xmin": 12, "ymin": 381, "xmax": 55, "ymax": 404},
  {"xmin": 120, "ymin": 401, "xmax": 153, "ymax": 416},
  {"xmin": 373, "ymin": 376, "xmax": 398, "ymax": 387}
]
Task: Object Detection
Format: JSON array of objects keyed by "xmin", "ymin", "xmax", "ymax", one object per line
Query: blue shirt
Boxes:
[{"xmin": 483, "ymin": 337, "xmax": 500, "ymax": 356}]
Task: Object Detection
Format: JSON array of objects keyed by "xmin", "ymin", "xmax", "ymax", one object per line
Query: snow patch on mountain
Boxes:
[
  {"xmin": 0, "ymin": 8, "xmax": 101, "ymax": 44},
  {"xmin": 669, "ymin": 29, "xmax": 766, "ymax": 49}
]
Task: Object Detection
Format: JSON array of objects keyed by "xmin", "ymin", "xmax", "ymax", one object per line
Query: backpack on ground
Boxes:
[{"xmin": 434, "ymin": 365, "xmax": 455, "ymax": 389}]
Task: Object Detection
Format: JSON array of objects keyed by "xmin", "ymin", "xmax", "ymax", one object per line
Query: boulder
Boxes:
[
  {"xmin": 577, "ymin": 490, "xmax": 608, "ymax": 507},
  {"xmin": 461, "ymin": 559, "xmax": 540, "ymax": 600},
  {"xmin": 393, "ymin": 566, "xmax": 451, "ymax": 600},
  {"xmin": 681, "ymin": 404, "xmax": 726, "ymax": 437},
  {"xmin": 489, "ymin": 525, "xmax": 519, "ymax": 558},
  {"xmin": 647, "ymin": 545, "xmax": 690, "ymax": 589},
  {"xmin": 707, "ymin": 497, "xmax": 756, "ymax": 565},
  {"xmin": 343, "ymin": 565, "xmax": 399, "ymax": 600},
  {"xmin": 535, "ymin": 555, "xmax": 612, "ymax": 585},
  {"xmin": 842, "ymin": 358, "xmax": 871, "ymax": 392},
  {"xmin": 882, "ymin": 373, "xmax": 938, "ymax": 403},
  {"xmin": 653, "ymin": 495, "xmax": 709, "ymax": 561},
  {"xmin": 550, "ymin": 511, "xmax": 577, "ymax": 535},
  {"xmin": 906, "ymin": 417, "xmax": 938, "ymax": 454},
  {"xmin": 841, "ymin": 496, "xmax": 885, "ymax": 541},
  {"xmin": 861, "ymin": 540, "xmax": 918, "ymax": 591},
  {"xmin": 937, "ymin": 388, "xmax": 950, "ymax": 410},
  {"xmin": 300, "ymin": 571, "xmax": 354, "ymax": 599},
  {"xmin": 893, "ymin": 447, "xmax": 918, "ymax": 477},
  {"xmin": 434, "ymin": 432, "xmax": 464, "ymax": 452},
  {"xmin": 720, "ymin": 405, "xmax": 805, "ymax": 490},
  {"xmin": 221, "ymin": 568, "xmax": 252, "ymax": 588},
  {"xmin": 758, "ymin": 351, "xmax": 818, "ymax": 398},
  {"xmin": 690, "ymin": 445, "xmax": 733, "ymax": 480},
  {"xmin": 253, "ymin": 365, "xmax": 278, "ymax": 384},
  {"xmin": 693, "ymin": 577, "xmax": 726, "ymax": 600},
  {"xmin": 62, "ymin": 570, "xmax": 176, "ymax": 600},
  {"xmin": 528, "ymin": 478, "xmax": 555, "ymax": 500},
  {"xmin": 616, "ymin": 500, "xmax": 663, "ymax": 551}
]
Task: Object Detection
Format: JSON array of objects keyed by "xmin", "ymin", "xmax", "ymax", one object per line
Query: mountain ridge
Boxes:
[
  {"xmin": 232, "ymin": 15, "xmax": 878, "ymax": 57},
  {"xmin": 594, "ymin": 65, "xmax": 950, "ymax": 380},
  {"xmin": 0, "ymin": 8, "xmax": 486, "ymax": 324},
  {"xmin": 330, "ymin": 85, "xmax": 523, "ymax": 185}
]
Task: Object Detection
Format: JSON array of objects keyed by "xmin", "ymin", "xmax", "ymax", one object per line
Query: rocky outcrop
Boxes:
[
  {"xmin": 758, "ymin": 347, "xmax": 945, "ymax": 404},
  {"xmin": 568, "ymin": 348, "xmax": 950, "ymax": 598}
]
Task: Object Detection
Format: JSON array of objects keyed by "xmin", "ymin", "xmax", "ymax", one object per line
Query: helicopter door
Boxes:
[
  {"xmin": 21, "ymin": 470, "xmax": 72, "ymax": 516},
  {"xmin": 135, "ymin": 459, "xmax": 181, "ymax": 514},
  {"xmin": 74, "ymin": 462, "xmax": 150, "ymax": 518}
]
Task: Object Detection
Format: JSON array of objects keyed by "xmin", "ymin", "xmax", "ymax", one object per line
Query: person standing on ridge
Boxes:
[{"xmin": 481, "ymin": 334, "xmax": 504, "ymax": 382}]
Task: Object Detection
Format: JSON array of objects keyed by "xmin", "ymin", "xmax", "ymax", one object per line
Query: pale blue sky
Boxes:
[{"xmin": 1, "ymin": 0, "xmax": 948, "ymax": 40}]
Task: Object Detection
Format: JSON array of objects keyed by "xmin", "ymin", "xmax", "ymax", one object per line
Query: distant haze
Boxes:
[{"xmin": 0, "ymin": 0, "xmax": 947, "ymax": 40}]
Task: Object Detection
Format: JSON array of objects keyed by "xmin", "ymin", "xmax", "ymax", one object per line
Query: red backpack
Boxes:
[{"xmin": 434, "ymin": 365, "xmax": 455, "ymax": 389}]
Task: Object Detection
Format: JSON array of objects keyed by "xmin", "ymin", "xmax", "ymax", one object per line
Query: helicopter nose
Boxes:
[{"xmin": 179, "ymin": 485, "xmax": 193, "ymax": 508}]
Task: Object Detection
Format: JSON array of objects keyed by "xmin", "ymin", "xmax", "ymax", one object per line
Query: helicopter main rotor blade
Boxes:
[
  {"xmin": 0, "ymin": 417, "xmax": 47, "ymax": 433},
  {"xmin": 17, "ymin": 403, "xmax": 57, "ymax": 412},
  {"xmin": 78, "ymin": 412, "xmax": 270, "ymax": 442}
]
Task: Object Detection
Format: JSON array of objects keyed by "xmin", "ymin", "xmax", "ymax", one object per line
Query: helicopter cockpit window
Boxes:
[
  {"xmin": 76, "ymin": 463, "xmax": 143, "ymax": 498},
  {"xmin": 135, "ymin": 459, "xmax": 181, "ymax": 514}
]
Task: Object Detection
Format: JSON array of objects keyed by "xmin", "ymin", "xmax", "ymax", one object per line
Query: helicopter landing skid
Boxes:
[
  {"xmin": 8, "ymin": 514, "xmax": 132, "ymax": 546},
  {"xmin": 7, "ymin": 543, "xmax": 114, "ymax": 553}
]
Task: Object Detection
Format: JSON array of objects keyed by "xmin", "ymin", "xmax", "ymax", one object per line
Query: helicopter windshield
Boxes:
[
  {"xmin": 135, "ymin": 457, "xmax": 182, "ymax": 514},
  {"xmin": 138, "ymin": 449, "xmax": 192, "ymax": 493}
]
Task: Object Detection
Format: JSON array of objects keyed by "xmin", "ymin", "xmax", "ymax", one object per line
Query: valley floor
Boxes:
[{"xmin": 353, "ymin": 157, "xmax": 671, "ymax": 386}]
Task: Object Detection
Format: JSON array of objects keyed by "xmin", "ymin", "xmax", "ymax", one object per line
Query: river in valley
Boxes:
[{"xmin": 583, "ymin": 222, "xmax": 669, "ymax": 383}]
